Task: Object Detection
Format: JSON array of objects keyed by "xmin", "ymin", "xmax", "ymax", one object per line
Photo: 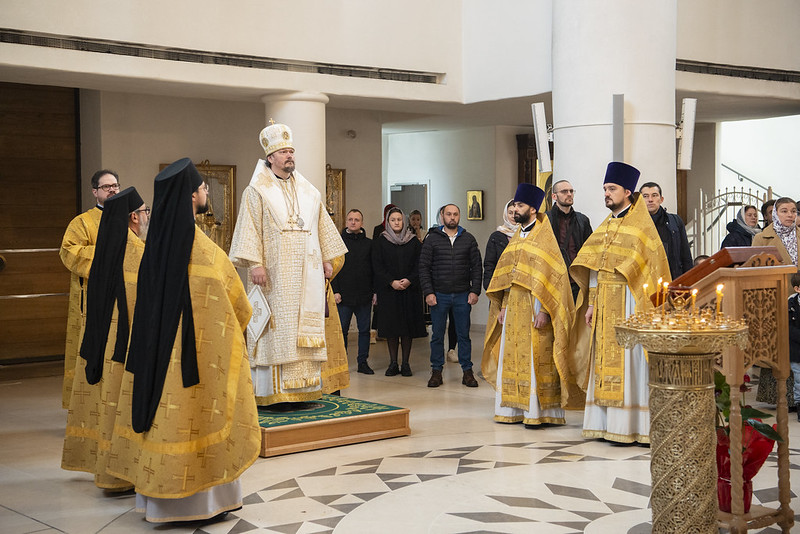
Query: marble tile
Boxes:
[{"xmin": 3, "ymin": 334, "xmax": 800, "ymax": 533}]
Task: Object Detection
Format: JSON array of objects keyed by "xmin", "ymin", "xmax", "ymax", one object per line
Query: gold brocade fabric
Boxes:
[
  {"xmin": 229, "ymin": 184, "xmax": 347, "ymax": 394},
  {"xmin": 482, "ymin": 213, "xmax": 583, "ymax": 410},
  {"xmin": 591, "ymin": 271, "xmax": 627, "ymax": 407},
  {"xmin": 321, "ymin": 255, "xmax": 350, "ymax": 394},
  {"xmin": 59, "ymin": 207, "xmax": 103, "ymax": 408},
  {"xmin": 569, "ymin": 194, "xmax": 670, "ymax": 398},
  {"xmin": 61, "ymin": 232, "xmax": 144, "ymax": 489},
  {"xmin": 106, "ymin": 231, "xmax": 260, "ymax": 499}
]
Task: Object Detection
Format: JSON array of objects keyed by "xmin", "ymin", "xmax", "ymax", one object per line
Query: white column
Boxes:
[
  {"xmin": 261, "ymin": 92, "xmax": 329, "ymax": 192},
  {"xmin": 552, "ymin": 0, "xmax": 677, "ymax": 226}
]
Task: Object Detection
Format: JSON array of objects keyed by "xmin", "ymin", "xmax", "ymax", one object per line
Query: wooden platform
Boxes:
[{"xmin": 259, "ymin": 395, "xmax": 410, "ymax": 457}]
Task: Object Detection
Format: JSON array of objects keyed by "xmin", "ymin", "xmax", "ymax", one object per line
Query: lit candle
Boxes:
[
  {"xmin": 691, "ymin": 288, "xmax": 698, "ymax": 315},
  {"xmin": 715, "ymin": 284, "xmax": 724, "ymax": 316},
  {"xmin": 662, "ymin": 282, "xmax": 669, "ymax": 310},
  {"xmin": 656, "ymin": 277, "xmax": 663, "ymax": 307}
]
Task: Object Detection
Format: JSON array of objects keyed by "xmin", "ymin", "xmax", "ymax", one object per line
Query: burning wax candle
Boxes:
[
  {"xmin": 691, "ymin": 288, "xmax": 698, "ymax": 314},
  {"xmin": 715, "ymin": 284, "xmax": 724, "ymax": 316},
  {"xmin": 656, "ymin": 277, "xmax": 663, "ymax": 306}
]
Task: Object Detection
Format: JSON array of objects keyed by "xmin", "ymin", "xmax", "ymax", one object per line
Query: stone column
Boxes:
[
  {"xmin": 552, "ymin": 0, "xmax": 677, "ymax": 225},
  {"xmin": 261, "ymin": 92, "xmax": 329, "ymax": 192}
]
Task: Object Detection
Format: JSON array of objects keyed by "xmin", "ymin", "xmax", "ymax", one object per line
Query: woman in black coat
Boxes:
[
  {"xmin": 373, "ymin": 208, "xmax": 427, "ymax": 377},
  {"xmin": 483, "ymin": 199, "xmax": 518, "ymax": 290},
  {"xmin": 720, "ymin": 205, "xmax": 760, "ymax": 249}
]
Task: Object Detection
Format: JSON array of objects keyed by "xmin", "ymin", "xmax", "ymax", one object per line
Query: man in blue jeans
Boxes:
[
  {"xmin": 332, "ymin": 209, "xmax": 376, "ymax": 374},
  {"xmin": 419, "ymin": 203, "xmax": 482, "ymax": 387}
]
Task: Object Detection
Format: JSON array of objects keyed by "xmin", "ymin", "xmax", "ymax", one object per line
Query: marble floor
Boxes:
[{"xmin": 2, "ymin": 332, "xmax": 800, "ymax": 534}]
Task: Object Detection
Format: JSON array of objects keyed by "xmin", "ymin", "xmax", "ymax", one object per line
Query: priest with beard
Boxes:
[
  {"xmin": 107, "ymin": 158, "xmax": 260, "ymax": 523},
  {"xmin": 483, "ymin": 184, "xmax": 584, "ymax": 427}
]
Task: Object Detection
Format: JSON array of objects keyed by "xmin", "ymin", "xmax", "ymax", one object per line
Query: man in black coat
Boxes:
[
  {"xmin": 418, "ymin": 204, "xmax": 482, "ymax": 388},
  {"xmin": 332, "ymin": 209, "xmax": 376, "ymax": 374},
  {"xmin": 546, "ymin": 179, "xmax": 593, "ymax": 301},
  {"xmin": 639, "ymin": 182, "xmax": 693, "ymax": 279}
]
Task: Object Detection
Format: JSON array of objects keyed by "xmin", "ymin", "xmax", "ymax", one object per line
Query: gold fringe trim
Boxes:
[
  {"xmin": 582, "ymin": 428, "xmax": 650, "ymax": 444},
  {"xmin": 282, "ymin": 376, "xmax": 321, "ymax": 389},
  {"xmin": 255, "ymin": 390, "xmax": 322, "ymax": 406},
  {"xmin": 522, "ymin": 417, "xmax": 566, "ymax": 426},
  {"xmin": 494, "ymin": 415, "xmax": 524, "ymax": 424},
  {"xmin": 297, "ymin": 335, "xmax": 326, "ymax": 348}
]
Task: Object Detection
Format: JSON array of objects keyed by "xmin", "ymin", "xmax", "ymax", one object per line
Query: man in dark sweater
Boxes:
[
  {"xmin": 332, "ymin": 209, "xmax": 375, "ymax": 374},
  {"xmin": 546, "ymin": 179, "xmax": 593, "ymax": 301},
  {"xmin": 639, "ymin": 182, "xmax": 693, "ymax": 279},
  {"xmin": 419, "ymin": 204, "xmax": 482, "ymax": 388}
]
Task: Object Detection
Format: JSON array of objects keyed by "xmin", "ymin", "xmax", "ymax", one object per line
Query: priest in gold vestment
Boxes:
[
  {"xmin": 62, "ymin": 187, "xmax": 145, "ymax": 490},
  {"xmin": 570, "ymin": 162, "xmax": 670, "ymax": 444},
  {"xmin": 229, "ymin": 123, "xmax": 347, "ymax": 405},
  {"xmin": 59, "ymin": 170, "xmax": 120, "ymax": 407},
  {"xmin": 483, "ymin": 184, "xmax": 584, "ymax": 426},
  {"xmin": 107, "ymin": 159, "xmax": 260, "ymax": 523}
]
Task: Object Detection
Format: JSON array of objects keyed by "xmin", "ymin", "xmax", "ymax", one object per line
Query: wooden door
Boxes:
[{"xmin": 0, "ymin": 82, "xmax": 79, "ymax": 363}]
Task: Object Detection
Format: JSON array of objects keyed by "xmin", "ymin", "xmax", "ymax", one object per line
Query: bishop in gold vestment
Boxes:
[
  {"xmin": 483, "ymin": 185, "xmax": 584, "ymax": 426},
  {"xmin": 229, "ymin": 123, "xmax": 347, "ymax": 405},
  {"xmin": 570, "ymin": 162, "xmax": 670, "ymax": 444},
  {"xmin": 62, "ymin": 187, "xmax": 145, "ymax": 490},
  {"xmin": 108, "ymin": 159, "xmax": 260, "ymax": 523}
]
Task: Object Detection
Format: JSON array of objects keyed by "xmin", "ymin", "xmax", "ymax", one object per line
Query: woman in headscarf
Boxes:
[
  {"xmin": 483, "ymin": 199, "xmax": 518, "ymax": 290},
  {"xmin": 752, "ymin": 197, "xmax": 799, "ymax": 409},
  {"xmin": 372, "ymin": 203, "xmax": 397, "ymax": 241},
  {"xmin": 372, "ymin": 207, "xmax": 427, "ymax": 376},
  {"xmin": 720, "ymin": 205, "xmax": 760, "ymax": 248}
]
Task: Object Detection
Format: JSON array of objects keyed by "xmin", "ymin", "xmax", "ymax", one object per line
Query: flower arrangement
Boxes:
[{"xmin": 714, "ymin": 371, "xmax": 783, "ymax": 512}]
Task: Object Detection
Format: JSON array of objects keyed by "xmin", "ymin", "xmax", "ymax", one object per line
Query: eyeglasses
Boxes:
[
  {"xmin": 556, "ymin": 189, "xmax": 575, "ymax": 195},
  {"xmin": 200, "ymin": 183, "xmax": 209, "ymax": 192},
  {"xmin": 134, "ymin": 207, "xmax": 151, "ymax": 215},
  {"xmin": 95, "ymin": 183, "xmax": 120, "ymax": 192}
]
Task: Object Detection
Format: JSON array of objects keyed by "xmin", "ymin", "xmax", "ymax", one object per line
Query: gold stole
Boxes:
[{"xmin": 570, "ymin": 194, "xmax": 670, "ymax": 406}]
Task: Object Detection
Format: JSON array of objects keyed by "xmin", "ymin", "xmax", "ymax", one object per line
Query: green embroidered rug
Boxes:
[{"xmin": 258, "ymin": 394, "xmax": 406, "ymax": 429}]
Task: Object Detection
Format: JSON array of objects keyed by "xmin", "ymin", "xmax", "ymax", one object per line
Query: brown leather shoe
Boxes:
[
  {"xmin": 427, "ymin": 369, "xmax": 443, "ymax": 388},
  {"xmin": 462, "ymin": 369, "xmax": 478, "ymax": 387}
]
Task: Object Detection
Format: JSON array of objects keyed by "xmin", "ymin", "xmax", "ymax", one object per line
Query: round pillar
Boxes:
[
  {"xmin": 261, "ymin": 92, "xmax": 329, "ymax": 192},
  {"xmin": 552, "ymin": 0, "xmax": 677, "ymax": 225}
]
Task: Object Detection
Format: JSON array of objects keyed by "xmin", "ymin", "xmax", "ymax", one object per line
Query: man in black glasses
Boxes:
[
  {"xmin": 59, "ymin": 169, "xmax": 121, "ymax": 409},
  {"xmin": 129, "ymin": 204, "xmax": 150, "ymax": 239},
  {"xmin": 546, "ymin": 179, "xmax": 592, "ymax": 302}
]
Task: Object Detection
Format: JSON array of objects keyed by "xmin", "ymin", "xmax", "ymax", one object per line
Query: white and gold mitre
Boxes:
[{"xmin": 259, "ymin": 121, "xmax": 293, "ymax": 157}]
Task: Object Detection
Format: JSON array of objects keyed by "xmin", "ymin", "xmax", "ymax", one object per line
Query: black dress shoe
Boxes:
[
  {"xmin": 385, "ymin": 362, "xmax": 400, "ymax": 376},
  {"xmin": 400, "ymin": 363, "xmax": 412, "ymax": 376},
  {"xmin": 357, "ymin": 362, "xmax": 374, "ymax": 375}
]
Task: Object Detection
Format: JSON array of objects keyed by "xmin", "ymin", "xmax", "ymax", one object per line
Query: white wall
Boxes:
[
  {"xmin": 718, "ymin": 114, "xmax": 800, "ymax": 199},
  {"xmin": 325, "ymin": 108, "xmax": 384, "ymax": 231},
  {"xmin": 678, "ymin": 0, "xmax": 800, "ymax": 72},
  {"xmin": 80, "ymin": 92, "xmax": 265, "ymax": 211},
  {"xmin": 462, "ymin": 0, "xmax": 553, "ymax": 103}
]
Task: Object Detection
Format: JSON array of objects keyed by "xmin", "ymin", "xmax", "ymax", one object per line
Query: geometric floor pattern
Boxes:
[{"xmin": 198, "ymin": 443, "xmax": 800, "ymax": 534}]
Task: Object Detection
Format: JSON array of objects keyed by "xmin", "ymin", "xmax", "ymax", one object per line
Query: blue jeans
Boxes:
[
  {"xmin": 430, "ymin": 291, "xmax": 472, "ymax": 371},
  {"xmin": 791, "ymin": 362, "xmax": 800, "ymax": 404},
  {"xmin": 338, "ymin": 302, "xmax": 372, "ymax": 364}
]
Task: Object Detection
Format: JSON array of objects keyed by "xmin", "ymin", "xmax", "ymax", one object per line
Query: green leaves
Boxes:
[{"xmin": 714, "ymin": 370, "xmax": 783, "ymax": 443}]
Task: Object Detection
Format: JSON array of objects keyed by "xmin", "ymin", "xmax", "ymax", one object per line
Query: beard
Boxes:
[
  {"xmin": 513, "ymin": 212, "xmax": 531, "ymax": 225},
  {"xmin": 605, "ymin": 197, "xmax": 626, "ymax": 212},
  {"xmin": 196, "ymin": 201, "xmax": 209, "ymax": 215},
  {"xmin": 282, "ymin": 161, "xmax": 296, "ymax": 175},
  {"xmin": 444, "ymin": 219, "xmax": 458, "ymax": 230}
]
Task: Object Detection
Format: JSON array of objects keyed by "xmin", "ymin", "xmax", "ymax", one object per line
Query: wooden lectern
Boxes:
[{"xmin": 674, "ymin": 247, "xmax": 795, "ymax": 533}]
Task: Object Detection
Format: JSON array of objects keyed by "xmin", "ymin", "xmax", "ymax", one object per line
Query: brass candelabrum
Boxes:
[{"xmin": 615, "ymin": 285, "xmax": 749, "ymax": 534}]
